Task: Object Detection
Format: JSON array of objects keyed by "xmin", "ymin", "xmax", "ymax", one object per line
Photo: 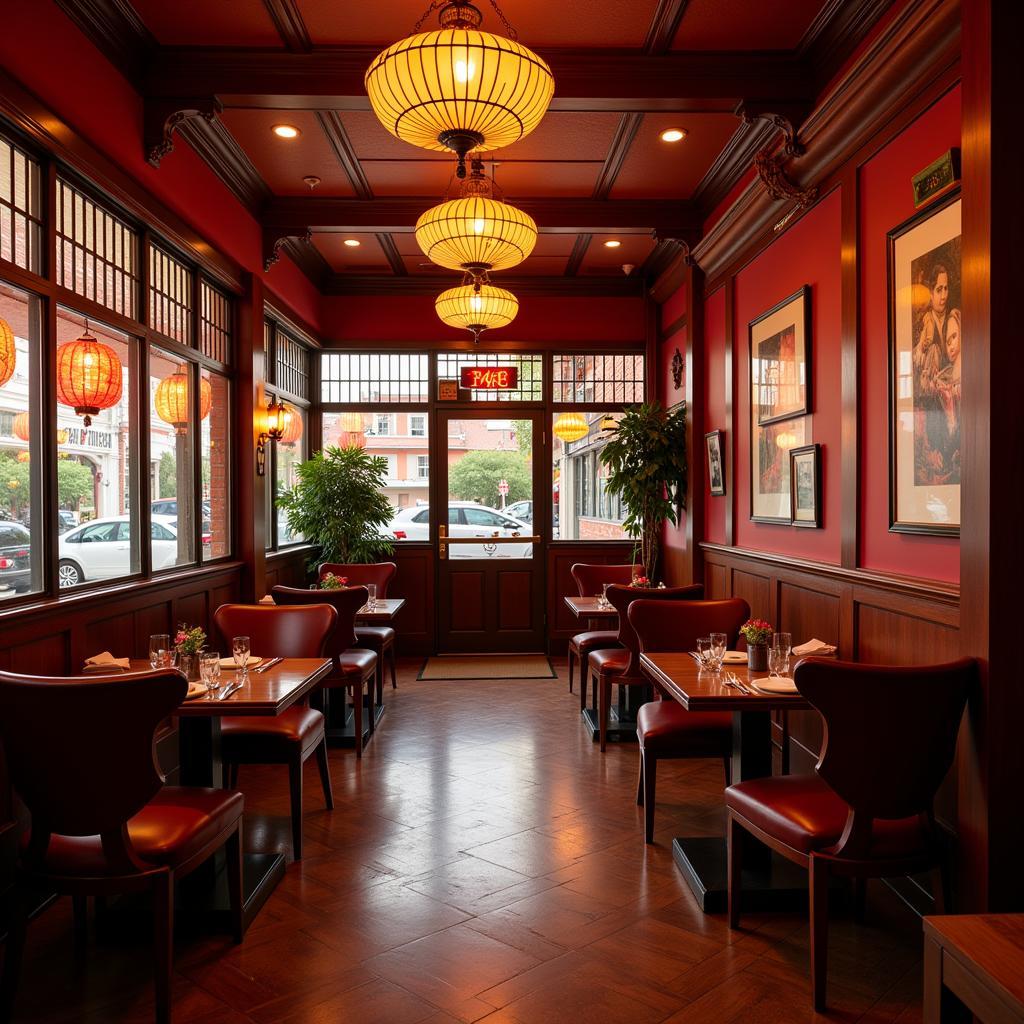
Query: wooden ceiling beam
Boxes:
[{"xmin": 322, "ymin": 274, "xmax": 645, "ymax": 297}]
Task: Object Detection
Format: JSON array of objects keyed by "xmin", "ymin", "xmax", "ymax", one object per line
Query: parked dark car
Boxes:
[
  {"xmin": 58, "ymin": 510, "xmax": 76, "ymax": 534},
  {"xmin": 0, "ymin": 521, "xmax": 33, "ymax": 595}
]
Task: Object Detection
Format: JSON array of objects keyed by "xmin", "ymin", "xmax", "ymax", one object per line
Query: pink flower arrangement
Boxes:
[
  {"xmin": 175, "ymin": 624, "xmax": 206, "ymax": 655},
  {"xmin": 631, "ymin": 574, "xmax": 651, "ymax": 588},
  {"xmin": 739, "ymin": 619, "xmax": 773, "ymax": 646},
  {"xmin": 320, "ymin": 572, "xmax": 349, "ymax": 591}
]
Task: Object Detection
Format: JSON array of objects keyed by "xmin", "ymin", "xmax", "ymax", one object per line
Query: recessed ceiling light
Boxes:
[
  {"xmin": 343, "ymin": 238, "xmax": 361, "ymax": 247},
  {"xmin": 604, "ymin": 240, "xmax": 622, "ymax": 249},
  {"xmin": 272, "ymin": 124, "xmax": 300, "ymax": 139},
  {"xmin": 660, "ymin": 128, "xmax": 687, "ymax": 143}
]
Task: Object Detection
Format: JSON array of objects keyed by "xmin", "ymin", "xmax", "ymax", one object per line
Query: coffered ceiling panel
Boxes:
[
  {"xmin": 490, "ymin": 162, "xmax": 603, "ymax": 199},
  {"xmin": 312, "ymin": 232, "xmax": 392, "ymax": 272},
  {"xmin": 671, "ymin": 0, "xmax": 826, "ymax": 50},
  {"xmin": 580, "ymin": 235, "xmax": 657, "ymax": 275},
  {"xmin": 361, "ymin": 161, "xmax": 458, "ymax": 198},
  {"xmin": 130, "ymin": 0, "xmax": 282, "ymax": 45},
  {"xmin": 220, "ymin": 110, "xmax": 357, "ymax": 196}
]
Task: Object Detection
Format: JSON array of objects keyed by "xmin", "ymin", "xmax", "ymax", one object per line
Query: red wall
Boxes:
[
  {"xmin": 0, "ymin": 3, "xmax": 322, "ymax": 331},
  {"xmin": 859, "ymin": 86, "xmax": 960, "ymax": 582},
  {"xmin": 658, "ymin": 318, "xmax": 687, "ymax": 568},
  {"xmin": 702, "ymin": 286, "xmax": 728, "ymax": 545}
]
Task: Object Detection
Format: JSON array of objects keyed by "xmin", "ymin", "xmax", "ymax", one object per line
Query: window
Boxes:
[
  {"xmin": 374, "ymin": 414, "xmax": 393, "ymax": 436},
  {"xmin": 412, "ymin": 508, "xmax": 430, "ymax": 524},
  {"xmin": 200, "ymin": 281, "xmax": 231, "ymax": 364},
  {"xmin": 410, "ymin": 414, "xmax": 426, "ymax": 437},
  {"xmin": 148, "ymin": 244, "xmax": 192, "ymax": 345},
  {"xmin": 416, "ymin": 455, "xmax": 429, "ymax": 479},
  {"xmin": 275, "ymin": 330, "xmax": 309, "ymax": 400},
  {"xmin": 201, "ymin": 369, "xmax": 230, "ymax": 560},
  {"xmin": 436, "ymin": 352, "xmax": 543, "ymax": 402},
  {"xmin": 274, "ymin": 403, "xmax": 305, "ymax": 546},
  {"xmin": 321, "ymin": 352, "xmax": 429, "ymax": 404},
  {"xmin": 0, "ymin": 134, "xmax": 42, "ymax": 273},
  {"xmin": 56, "ymin": 309, "xmax": 138, "ymax": 589},
  {"xmin": 0, "ymin": 282, "xmax": 42, "ymax": 601},
  {"xmin": 553, "ymin": 353, "xmax": 645, "ymax": 404}
]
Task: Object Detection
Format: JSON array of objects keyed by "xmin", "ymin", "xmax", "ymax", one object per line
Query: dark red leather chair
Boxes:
[
  {"xmin": 568, "ymin": 563, "xmax": 638, "ymax": 702},
  {"xmin": 629, "ymin": 597, "xmax": 750, "ymax": 843},
  {"xmin": 215, "ymin": 603, "xmax": 337, "ymax": 860},
  {"xmin": 319, "ymin": 561, "xmax": 398, "ymax": 700},
  {"xmin": 589, "ymin": 583, "xmax": 704, "ymax": 751},
  {"xmin": 726, "ymin": 656, "xmax": 976, "ymax": 1011},
  {"xmin": 272, "ymin": 584, "xmax": 378, "ymax": 758},
  {"xmin": 0, "ymin": 668, "xmax": 244, "ymax": 1024}
]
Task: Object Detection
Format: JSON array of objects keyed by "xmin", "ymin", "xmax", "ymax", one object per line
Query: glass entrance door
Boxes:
[{"xmin": 436, "ymin": 411, "xmax": 546, "ymax": 653}]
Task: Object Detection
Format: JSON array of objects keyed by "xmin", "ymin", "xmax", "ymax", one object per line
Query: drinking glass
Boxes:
[
  {"xmin": 601, "ymin": 582, "xmax": 611, "ymax": 609},
  {"xmin": 768, "ymin": 646, "xmax": 789, "ymax": 679},
  {"xmin": 200, "ymin": 653, "xmax": 222, "ymax": 699},
  {"xmin": 366, "ymin": 583, "xmax": 377, "ymax": 611},
  {"xmin": 232, "ymin": 635, "xmax": 251, "ymax": 678},
  {"xmin": 696, "ymin": 636, "xmax": 714, "ymax": 669},
  {"xmin": 710, "ymin": 632, "xmax": 728, "ymax": 671},
  {"xmin": 772, "ymin": 633, "xmax": 792, "ymax": 675},
  {"xmin": 149, "ymin": 634, "xmax": 171, "ymax": 669}
]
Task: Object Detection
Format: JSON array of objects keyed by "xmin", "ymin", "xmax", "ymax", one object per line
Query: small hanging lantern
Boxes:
[
  {"xmin": 553, "ymin": 412, "xmax": 589, "ymax": 443},
  {"xmin": 56, "ymin": 327, "xmax": 123, "ymax": 427},
  {"xmin": 278, "ymin": 404, "xmax": 304, "ymax": 447},
  {"xmin": 154, "ymin": 364, "xmax": 212, "ymax": 435},
  {"xmin": 0, "ymin": 318, "xmax": 15, "ymax": 389},
  {"xmin": 435, "ymin": 276, "xmax": 518, "ymax": 342},
  {"xmin": 12, "ymin": 412, "xmax": 29, "ymax": 442}
]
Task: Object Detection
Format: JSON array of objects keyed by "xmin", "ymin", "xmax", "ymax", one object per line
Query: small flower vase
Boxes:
[
  {"xmin": 176, "ymin": 652, "xmax": 200, "ymax": 682},
  {"xmin": 747, "ymin": 643, "xmax": 768, "ymax": 672}
]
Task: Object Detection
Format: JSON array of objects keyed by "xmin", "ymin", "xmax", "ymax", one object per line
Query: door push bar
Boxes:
[{"xmin": 438, "ymin": 524, "xmax": 542, "ymax": 559}]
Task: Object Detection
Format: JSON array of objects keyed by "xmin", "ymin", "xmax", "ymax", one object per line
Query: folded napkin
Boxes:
[
  {"xmin": 722, "ymin": 651, "xmax": 747, "ymax": 664},
  {"xmin": 220, "ymin": 655, "xmax": 262, "ymax": 670},
  {"xmin": 258, "ymin": 594, "xmax": 274, "ymax": 605},
  {"xmin": 792, "ymin": 638, "xmax": 837, "ymax": 656},
  {"xmin": 83, "ymin": 651, "xmax": 131, "ymax": 672},
  {"xmin": 184, "ymin": 681, "xmax": 207, "ymax": 700},
  {"xmin": 753, "ymin": 677, "xmax": 799, "ymax": 694}
]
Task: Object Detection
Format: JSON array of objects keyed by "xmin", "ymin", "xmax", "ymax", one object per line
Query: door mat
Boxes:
[{"xmin": 418, "ymin": 655, "xmax": 557, "ymax": 680}]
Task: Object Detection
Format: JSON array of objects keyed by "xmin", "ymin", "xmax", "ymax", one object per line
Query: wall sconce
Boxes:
[
  {"xmin": 256, "ymin": 398, "xmax": 287, "ymax": 476},
  {"xmin": 599, "ymin": 415, "xmax": 619, "ymax": 433}
]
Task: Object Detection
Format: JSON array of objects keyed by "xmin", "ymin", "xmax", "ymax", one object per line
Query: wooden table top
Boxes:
[
  {"xmin": 357, "ymin": 598, "xmax": 405, "ymax": 623},
  {"xmin": 129, "ymin": 658, "xmax": 332, "ymax": 717},
  {"xmin": 564, "ymin": 595, "xmax": 618, "ymax": 621},
  {"xmin": 640, "ymin": 652, "xmax": 812, "ymax": 712},
  {"xmin": 924, "ymin": 914, "xmax": 1024, "ymax": 1013}
]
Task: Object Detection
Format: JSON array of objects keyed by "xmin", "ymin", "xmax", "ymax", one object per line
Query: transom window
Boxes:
[
  {"xmin": 553, "ymin": 353, "xmax": 645, "ymax": 405},
  {"xmin": 0, "ymin": 134, "xmax": 42, "ymax": 273},
  {"xmin": 321, "ymin": 352, "xmax": 430, "ymax": 404},
  {"xmin": 436, "ymin": 353, "xmax": 543, "ymax": 402}
]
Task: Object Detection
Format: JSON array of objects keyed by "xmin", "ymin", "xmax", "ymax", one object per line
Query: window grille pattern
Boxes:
[
  {"xmin": 552, "ymin": 353, "xmax": 644, "ymax": 404},
  {"xmin": 0, "ymin": 135, "xmax": 42, "ymax": 272},
  {"xmin": 274, "ymin": 329, "xmax": 309, "ymax": 400},
  {"xmin": 56, "ymin": 177, "xmax": 139, "ymax": 318},
  {"xmin": 200, "ymin": 281, "xmax": 231, "ymax": 363},
  {"xmin": 436, "ymin": 352, "xmax": 543, "ymax": 402},
  {"xmin": 321, "ymin": 352, "xmax": 429, "ymax": 404},
  {"xmin": 148, "ymin": 244, "xmax": 193, "ymax": 344}
]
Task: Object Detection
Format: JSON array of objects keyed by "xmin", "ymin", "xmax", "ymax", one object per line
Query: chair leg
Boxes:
[
  {"xmin": 643, "ymin": 754, "xmax": 657, "ymax": 844},
  {"xmin": 636, "ymin": 751, "xmax": 644, "ymax": 806},
  {"xmin": 376, "ymin": 652, "xmax": 384, "ymax": 706},
  {"xmin": 723, "ymin": 755, "xmax": 733, "ymax": 788},
  {"xmin": 598, "ymin": 675, "xmax": 609, "ymax": 752},
  {"xmin": 0, "ymin": 882, "xmax": 32, "ymax": 1021},
  {"xmin": 288, "ymin": 756, "xmax": 304, "ymax": 859},
  {"xmin": 228, "ymin": 763, "xmax": 239, "ymax": 790},
  {"xmin": 727, "ymin": 815, "xmax": 743, "ymax": 929},
  {"xmin": 853, "ymin": 878, "xmax": 868, "ymax": 923},
  {"xmin": 225, "ymin": 825, "xmax": 244, "ymax": 944},
  {"xmin": 152, "ymin": 870, "xmax": 174, "ymax": 1024},
  {"xmin": 72, "ymin": 895, "xmax": 88, "ymax": 952},
  {"xmin": 580, "ymin": 656, "xmax": 588, "ymax": 711},
  {"xmin": 932, "ymin": 863, "xmax": 951, "ymax": 915},
  {"xmin": 316, "ymin": 737, "xmax": 334, "ymax": 809},
  {"xmin": 809, "ymin": 854, "xmax": 830, "ymax": 1012},
  {"xmin": 353, "ymin": 685, "xmax": 364, "ymax": 759},
  {"xmin": 389, "ymin": 644, "xmax": 397, "ymax": 690},
  {"xmin": 568, "ymin": 649, "xmax": 575, "ymax": 693}
]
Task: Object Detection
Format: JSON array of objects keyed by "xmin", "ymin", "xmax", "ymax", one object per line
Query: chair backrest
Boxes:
[
  {"xmin": 270, "ymin": 585, "xmax": 368, "ymax": 656},
  {"xmin": 628, "ymin": 597, "xmax": 751, "ymax": 655},
  {"xmin": 795, "ymin": 657, "xmax": 975, "ymax": 832},
  {"xmin": 319, "ymin": 561, "xmax": 396, "ymax": 598},
  {"xmin": 0, "ymin": 669, "xmax": 185, "ymax": 842},
  {"xmin": 213, "ymin": 603, "xmax": 338, "ymax": 659},
  {"xmin": 570, "ymin": 563, "xmax": 639, "ymax": 598},
  {"xmin": 605, "ymin": 583, "xmax": 704, "ymax": 674}
]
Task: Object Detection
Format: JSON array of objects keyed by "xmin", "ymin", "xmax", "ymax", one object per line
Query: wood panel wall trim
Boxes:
[
  {"xmin": 700, "ymin": 543, "xmax": 960, "ymax": 608},
  {"xmin": 839, "ymin": 167, "xmax": 859, "ymax": 568},
  {"xmin": 692, "ymin": 0, "xmax": 960, "ymax": 289}
]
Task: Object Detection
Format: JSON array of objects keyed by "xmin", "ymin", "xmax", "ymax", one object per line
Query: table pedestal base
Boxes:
[
  {"xmin": 581, "ymin": 707, "xmax": 638, "ymax": 743},
  {"xmin": 325, "ymin": 701, "xmax": 384, "ymax": 748}
]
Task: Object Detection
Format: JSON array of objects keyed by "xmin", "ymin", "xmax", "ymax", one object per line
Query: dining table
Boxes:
[
  {"xmin": 640, "ymin": 651, "xmax": 813, "ymax": 914},
  {"xmin": 135, "ymin": 656, "xmax": 333, "ymax": 931}
]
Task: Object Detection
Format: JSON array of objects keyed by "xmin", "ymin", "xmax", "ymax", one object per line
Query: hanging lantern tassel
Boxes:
[{"xmin": 56, "ymin": 329, "xmax": 123, "ymax": 427}]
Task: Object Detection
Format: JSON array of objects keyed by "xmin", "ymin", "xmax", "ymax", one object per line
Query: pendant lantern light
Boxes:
[
  {"xmin": 337, "ymin": 412, "xmax": 365, "ymax": 449},
  {"xmin": 12, "ymin": 412, "xmax": 29, "ymax": 442},
  {"xmin": 553, "ymin": 412, "xmax": 590, "ymax": 444},
  {"xmin": 56, "ymin": 327, "xmax": 123, "ymax": 427},
  {"xmin": 154, "ymin": 365, "xmax": 213, "ymax": 435},
  {"xmin": 436, "ymin": 276, "xmax": 518, "ymax": 342},
  {"xmin": 0, "ymin": 318, "xmax": 14, "ymax": 389},
  {"xmin": 416, "ymin": 160, "xmax": 536, "ymax": 273},
  {"xmin": 278, "ymin": 404, "xmax": 304, "ymax": 447},
  {"xmin": 366, "ymin": 0, "xmax": 554, "ymax": 179}
]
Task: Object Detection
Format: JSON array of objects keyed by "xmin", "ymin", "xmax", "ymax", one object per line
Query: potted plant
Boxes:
[
  {"xmin": 739, "ymin": 618, "xmax": 773, "ymax": 672},
  {"xmin": 278, "ymin": 445, "xmax": 395, "ymax": 571},
  {"xmin": 174, "ymin": 623, "xmax": 206, "ymax": 681},
  {"xmin": 600, "ymin": 401, "xmax": 687, "ymax": 581}
]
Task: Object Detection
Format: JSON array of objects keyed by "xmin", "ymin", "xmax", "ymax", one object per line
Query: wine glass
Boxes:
[
  {"xmin": 710, "ymin": 632, "xmax": 727, "ymax": 672},
  {"xmin": 601, "ymin": 583, "xmax": 611, "ymax": 609},
  {"xmin": 200, "ymin": 652, "xmax": 222, "ymax": 699},
  {"xmin": 149, "ymin": 634, "xmax": 171, "ymax": 669},
  {"xmin": 232, "ymin": 636, "xmax": 251, "ymax": 679},
  {"xmin": 768, "ymin": 646, "xmax": 789, "ymax": 679},
  {"xmin": 366, "ymin": 583, "xmax": 377, "ymax": 611}
]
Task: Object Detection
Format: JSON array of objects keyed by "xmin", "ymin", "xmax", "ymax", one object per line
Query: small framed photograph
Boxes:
[
  {"xmin": 751, "ymin": 417, "xmax": 807, "ymax": 523},
  {"xmin": 750, "ymin": 286, "xmax": 812, "ymax": 426},
  {"xmin": 705, "ymin": 430, "xmax": 725, "ymax": 496},
  {"xmin": 789, "ymin": 443, "xmax": 821, "ymax": 528}
]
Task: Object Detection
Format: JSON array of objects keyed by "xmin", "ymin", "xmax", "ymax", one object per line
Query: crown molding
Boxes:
[
  {"xmin": 322, "ymin": 274, "xmax": 646, "ymax": 297},
  {"xmin": 178, "ymin": 116, "xmax": 272, "ymax": 213},
  {"xmin": 54, "ymin": 0, "xmax": 155, "ymax": 86}
]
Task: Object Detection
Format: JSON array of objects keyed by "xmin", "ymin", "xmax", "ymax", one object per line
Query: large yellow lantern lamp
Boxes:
[
  {"xmin": 553, "ymin": 413, "xmax": 589, "ymax": 444},
  {"xmin": 154, "ymin": 365, "xmax": 213, "ymax": 435},
  {"xmin": 278, "ymin": 404, "xmax": 304, "ymax": 447},
  {"xmin": 435, "ymin": 277, "xmax": 518, "ymax": 342},
  {"xmin": 366, "ymin": 0, "xmax": 554, "ymax": 179}
]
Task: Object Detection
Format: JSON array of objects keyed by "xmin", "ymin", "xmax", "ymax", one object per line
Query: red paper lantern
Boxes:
[
  {"xmin": 56, "ymin": 330, "xmax": 123, "ymax": 427},
  {"xmin": 0, "ymin": 319, "xmax": 14, "ymax": 389},
  {"xmin": 154, "ymin": 365, "xmax": 212, "ymax": 435},
  {"xmin": 12, "ymin": 412, "xmax": 29, "ymax": 442},
  {"xmin": 278, "ymin": 404, "xmax": 304, "ymax": 446}
]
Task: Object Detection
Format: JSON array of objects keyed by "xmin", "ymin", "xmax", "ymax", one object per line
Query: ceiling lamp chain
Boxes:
[
  {"xmin": 366, "ymin": 0, "xmax": 554, "ymax": 179},
  {"xmin": 435, "ymin": 272, "xmax": 519, "ymax": 343}
]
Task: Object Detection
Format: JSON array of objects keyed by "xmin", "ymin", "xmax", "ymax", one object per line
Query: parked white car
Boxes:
[
  {"xmin": 58, "ymin": 514, "xmax": 184, "ymax": 588},
  {"xmin": 386, "ymin": 502, "xmax": 533, "ymax": 558}
]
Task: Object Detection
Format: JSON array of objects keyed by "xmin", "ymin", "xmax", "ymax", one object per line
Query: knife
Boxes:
[
  {"xmin": 218, "ymin": 680, "xmax": 243, "ymax": 701},
  {"xmin": 254, "ymin": 656, "xmax": 283, "ymax": 674}
]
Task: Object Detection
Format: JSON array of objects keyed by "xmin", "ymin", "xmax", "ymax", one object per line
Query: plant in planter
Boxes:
[
  {"xmin": 599, "ymin": 401, "xmax": 687, "ymax": 581},
  {"xmin": 739, "ymin": 618, "xmax": 773, "ymax": 671},
  {"xmin": 278, "ymin": 445, "xmax": 395, "ymax": 570},
  {"xmin": 319, "ymin": 572, "xmax": 349, "ymax": 590},
  {"xmin": 174, "ymin": 624, "xmax": 206, "ymax": 681}
]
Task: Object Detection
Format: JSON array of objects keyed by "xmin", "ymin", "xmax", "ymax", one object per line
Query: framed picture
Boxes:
[
  {"xmin": 751, "ymin": 417, "xmax": 807, "ymax": 523},
  {"xmin": 705, "ymin": 430, "xmax": 725, "ymax": 496},
  {"xmin": 750, "ymin": 286, "xmax": 812, "ymax": 426},
  {"xmin": 789, "ymin": 444, "xmax": 821, "ymax": 528},
  {"xmin": 887, "ymin": 191, "xmax": 961, "ymax": 535}
]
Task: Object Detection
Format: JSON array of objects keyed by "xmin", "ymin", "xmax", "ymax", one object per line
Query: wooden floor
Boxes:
[{"xmin": 10, "ymin": 659, "xmax": 926, "ymax": 1023}]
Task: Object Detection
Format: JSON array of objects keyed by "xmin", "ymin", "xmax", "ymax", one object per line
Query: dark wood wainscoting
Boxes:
[
  {"xmin": 265, "ymin": 547, "xmax": 314, "ymax": 591},
  {"xmin": 701, "ymin": 543, "xmax": 961, "ymax": 824}
]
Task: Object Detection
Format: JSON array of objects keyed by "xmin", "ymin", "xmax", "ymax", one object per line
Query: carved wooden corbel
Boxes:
[
  {"xmin": 262, "ymin": 227, "xmax": 312, "ymax": 273},
  {"xmin": 735, "ymin": 101, "xmax": 818, "ymax": 212},
  {"xmin": 144, "ymin": 97, "xmax": 223, "ymax": 167}
]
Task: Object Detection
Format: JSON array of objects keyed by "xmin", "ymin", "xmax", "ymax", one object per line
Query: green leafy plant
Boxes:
[
  {"xmin": 319, "ymin": 572, "xmax": 348, "ymax": 590},
  {"xmin": 278, "ymin": 445, "xmax": 394, "ymax": 568},
  {"xmin": 448, "ymin": 450, "xmax": 531, "ymax": 508},
  {"xmin": 599, "ymin": 401, "xmax": 687, "ymax": 579},
  {"xmin": 174, "ymin": 624, "xmax": 206, "ymax": 655}
]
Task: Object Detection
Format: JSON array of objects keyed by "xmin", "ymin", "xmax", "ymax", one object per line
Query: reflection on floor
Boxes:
[{"xmin": 14, "ymin": 659, "xmax": 925, "ymax": 1023}]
